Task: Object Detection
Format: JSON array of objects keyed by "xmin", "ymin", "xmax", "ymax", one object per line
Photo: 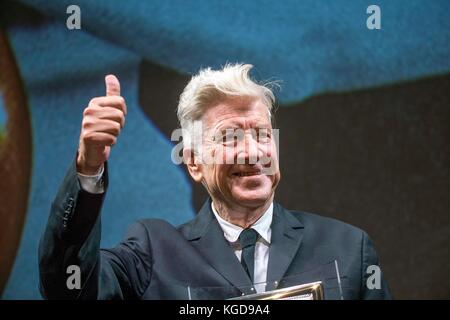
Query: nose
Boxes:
[{"xmin": 236, "ymin": 132, "xmax": 263, "ymax": 165}]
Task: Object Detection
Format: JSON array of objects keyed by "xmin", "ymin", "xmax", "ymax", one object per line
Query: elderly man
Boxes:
[{"xmin": 39, "ymin": 64, "xmax": 392, "ymax": 299}]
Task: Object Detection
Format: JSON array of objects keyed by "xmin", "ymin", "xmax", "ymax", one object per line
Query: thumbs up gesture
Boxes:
[{"xmin": 76, "ymin": 75, "xmax": 127, "ymax": 175}]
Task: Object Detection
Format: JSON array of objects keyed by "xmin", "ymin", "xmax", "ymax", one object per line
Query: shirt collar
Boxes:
[{"xmin": 211, "ymin": 201, "xmax": 273, "ymax": 245}]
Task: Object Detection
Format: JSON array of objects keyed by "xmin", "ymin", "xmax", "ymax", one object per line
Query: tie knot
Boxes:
[{"xmin": 239, "ymin": 228, "xmax": 259, "ymax": 249}]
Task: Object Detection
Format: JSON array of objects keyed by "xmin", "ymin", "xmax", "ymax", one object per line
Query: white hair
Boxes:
[{"xmin": 177, "ymin": 63, "xmax": 276, "ymax": 150}]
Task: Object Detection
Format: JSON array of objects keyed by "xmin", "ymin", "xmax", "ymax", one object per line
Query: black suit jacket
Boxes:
[{"xmin": 39, "ymin": 161, "xmax": 392, "ymax": 299}]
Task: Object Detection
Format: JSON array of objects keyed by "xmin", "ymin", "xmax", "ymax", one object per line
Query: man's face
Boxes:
[{"xmin": 190, "ymin": 97, "xmax": 280, "ymax": 209}]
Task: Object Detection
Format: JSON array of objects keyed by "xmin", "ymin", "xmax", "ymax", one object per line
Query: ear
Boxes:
[{"xmin": 183, "ymin": 148, "xmax": 203, "ymax": 183}]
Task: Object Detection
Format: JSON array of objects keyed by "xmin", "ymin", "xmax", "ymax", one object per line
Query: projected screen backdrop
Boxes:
[{"xmin": 0, "ymin": 0, "xmax": 449, "ymax": 299}]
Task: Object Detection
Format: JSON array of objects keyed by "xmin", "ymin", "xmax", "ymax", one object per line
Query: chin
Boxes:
[{"xmin": 231, "ymin": 189, "xmax": 272, "ymax": 208}]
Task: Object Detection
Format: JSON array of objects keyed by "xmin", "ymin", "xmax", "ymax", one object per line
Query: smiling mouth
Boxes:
[{"xmin": 232, "ymin": 171, "xmax": 262, "ymax": 177}]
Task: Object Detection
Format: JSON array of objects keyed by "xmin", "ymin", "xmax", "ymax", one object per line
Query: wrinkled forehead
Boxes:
[{"xmin": 201, "ymin": 97, "xmax": 272, "ymax": 131}]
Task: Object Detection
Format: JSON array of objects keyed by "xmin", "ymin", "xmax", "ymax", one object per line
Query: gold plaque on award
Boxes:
[{"xmin": 229, "ymin": 281, "xmax": 324, "ymax": 300}]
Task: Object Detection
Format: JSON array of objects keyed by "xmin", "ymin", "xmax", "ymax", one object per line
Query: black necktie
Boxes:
[{"xmin": 238, "ymin": 228, "xmax": 259, "ymax": 283}]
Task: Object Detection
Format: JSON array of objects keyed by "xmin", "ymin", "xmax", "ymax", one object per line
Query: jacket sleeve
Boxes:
[
  {"xmin": 38, "ymin": 159, "xmax": 152, "ymax": 300},
  {"xmin": 359, "ymin": 231, "xmax": 393, "ymax": 299}
]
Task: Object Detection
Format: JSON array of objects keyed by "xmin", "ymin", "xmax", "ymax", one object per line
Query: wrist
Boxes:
[{"xmin": 76, "ymin": 154, "xmax": 103, "ymax": 176}]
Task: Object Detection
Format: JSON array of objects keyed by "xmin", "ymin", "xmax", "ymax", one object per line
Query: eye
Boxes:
[
  {"xmin": 222, "ymin": 132, "xmax": 236, "ymax": 144},
  {"xmin": 257, "ymin": 128, "xmax": 271, "ymax": 143},
  {"xmin": 219, "ymin": 128, "xmax": 244, "ymax": 146},
  {"xmin": 213, "ymin": 130, "xmax": 233, "ymax": 145}
]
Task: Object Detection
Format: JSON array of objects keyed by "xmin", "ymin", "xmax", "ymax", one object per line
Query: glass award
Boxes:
[{"xmin": 182, "ymin": 259, "xmax": 344, "ymax": 300}]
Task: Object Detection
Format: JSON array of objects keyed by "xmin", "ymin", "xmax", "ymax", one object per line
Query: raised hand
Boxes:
[{"xmin": 76, "ymin": 75, "xmax": 127, "ymax": 175}]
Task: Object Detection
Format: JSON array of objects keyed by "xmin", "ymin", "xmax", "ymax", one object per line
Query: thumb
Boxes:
[{"xmin": 105, "ymin": 74, "xmax": 120, "ymax": 96}]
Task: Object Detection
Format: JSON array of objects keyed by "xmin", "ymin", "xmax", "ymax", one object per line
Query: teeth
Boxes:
[{"xmin": 237, "ymin": 172, "xmax": 260, "ymax": 177}]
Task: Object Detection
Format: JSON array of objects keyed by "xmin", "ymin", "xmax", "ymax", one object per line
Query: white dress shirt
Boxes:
[
  {"xmin": 211, "ymin": 202, "xmax": 273, "ymax": 293},
  {"xmin": 77, "ymin": 170, "xmax": 273, "ymax": 293},
  {"xmin": 77, "ymin": 166, "xmax": 105, "ymax": 194}
]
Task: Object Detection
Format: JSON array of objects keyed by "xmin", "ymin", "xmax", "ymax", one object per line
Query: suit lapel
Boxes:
[
  {"xmin": 185, "ymin": 199, "xmax": 254, "ymax": 294},
  {"xmin": 266, "ymin": 202, "xmax": 304, "ymax": 290}
]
